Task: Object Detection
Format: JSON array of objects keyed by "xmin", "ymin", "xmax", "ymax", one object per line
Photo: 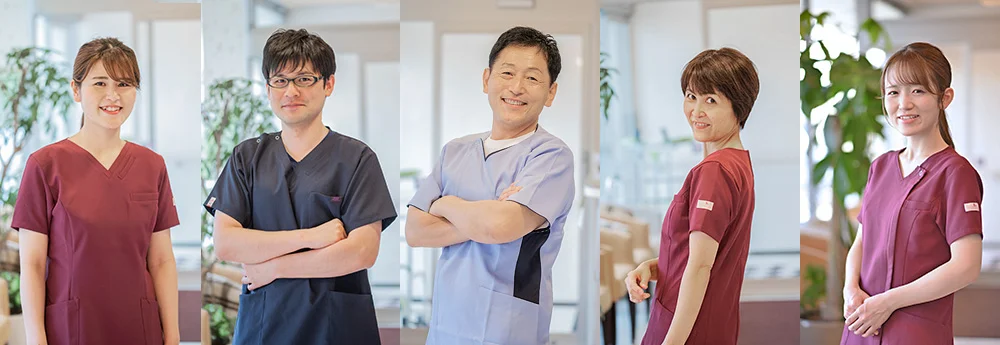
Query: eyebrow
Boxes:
[
  {"xmin": 685, "ymin": 89, "xmax": 718, "ymax": 96},
  {"xmin": 499, "ymin": 62, "xmax": 543, "ymax": 73}
]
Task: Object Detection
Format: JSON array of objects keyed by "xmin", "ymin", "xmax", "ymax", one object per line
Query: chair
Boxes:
[
  {"xmin": 599, "ymin": 245, "xmax": 616, "ymax": 344},
  {"xmin": 600, "ymin": 228, "xmax": 639, "ymax": 342}
]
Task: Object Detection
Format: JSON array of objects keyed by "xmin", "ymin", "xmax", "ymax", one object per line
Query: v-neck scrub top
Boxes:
[
  {"xmin": 641, "ymin": 148, "xmax": 755, "ymax": 345},
  {"xmin": 841, "ymin": 147, "xmax": 983, "ymax": 345},
  {"xmin": 205, "ymin": 129, "xmax": 397, "ymax": 345},
  {"xmin": 408, "ymin": 126, "xmax": 575, "ymax": 345},
  {"xmin": 12, "ymin": 139, "xmax": 180, "ymax": 345}
]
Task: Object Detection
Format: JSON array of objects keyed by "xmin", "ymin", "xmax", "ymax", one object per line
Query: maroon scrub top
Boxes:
[
  {"xmin": 641, "ymin": 148, "xmax": 755, "ymax": 345},
  {"xmin": 841, "ymin": 147, "xmax": 983, "ymax": 345},
  {"xmin": 11, "ymin": 139, "xmax": 180, "ymax": 345}
]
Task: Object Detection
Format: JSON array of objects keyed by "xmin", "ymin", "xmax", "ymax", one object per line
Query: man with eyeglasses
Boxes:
[{"xmin": 204, "ymin": 28, "xmax": 396, "ymax": 344}]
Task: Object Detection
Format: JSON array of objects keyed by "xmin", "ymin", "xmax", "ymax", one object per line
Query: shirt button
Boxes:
[
  {"xmin": 275, "ymin": 135, "xmax": 280, "ymax": 140},
  {"xmin": 919, "ymin": 171, "xmax": 925, "ymax": 176}
]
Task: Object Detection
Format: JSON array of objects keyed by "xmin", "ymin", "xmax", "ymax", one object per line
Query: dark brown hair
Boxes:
[
  {"xmin": 880, "ymin": 42, "xmax": 954, "ymax": 147},
  {"xmin": 72, "ymin": 37, "xmax": 140, "ymax": 126},
  {"xmin": 680, "ymin": 48, "xmax": 760, "ymax": 129}
]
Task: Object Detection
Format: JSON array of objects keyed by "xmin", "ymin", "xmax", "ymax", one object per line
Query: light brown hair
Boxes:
[
  {"xmin": 880, "ymin": 42, "xmax": 954, "ymax": 147},
  {"xmin": 680, "ymin": 48, "xmax": 760, "ymax": 129},
  {"xmin": 71, "ymin": 37, "xmax": 140, "ymax": 126}
]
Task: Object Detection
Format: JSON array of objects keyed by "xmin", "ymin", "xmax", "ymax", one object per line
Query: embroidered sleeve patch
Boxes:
[
  {"xmin": 697, "ymin": 199, "xmax": 714, "ymax": 211},
  {"xmin": 206, "ymin": 197, "xmax": 216, "ymax": 208},
  {"xmin": 964, "ymin": 202, "xmax": 980, "ymax": 212}
]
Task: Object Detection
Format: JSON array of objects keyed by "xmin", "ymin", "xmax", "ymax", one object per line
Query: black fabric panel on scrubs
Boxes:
[{"xmin": 513, "ymin": 227, "xmax": 550, "ymax": 304}]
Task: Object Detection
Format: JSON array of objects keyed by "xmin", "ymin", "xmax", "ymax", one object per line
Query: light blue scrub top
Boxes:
[{"xmin": 409, "ymin": 126, "xmax": 575, "ymax": 345}]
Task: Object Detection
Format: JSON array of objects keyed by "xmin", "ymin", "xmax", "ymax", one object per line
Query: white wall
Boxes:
[
  {"xmin": 152, "ymin": 19, "xmax": 202, "ymax": 245},
  {"xmin": 0, "ymin": 0, "xmax": 34, "ymax": 57},
  {"xmin": 202, "ymin": 0, "xmax": 249, "ymax": 84},
  {"xmin": 365, "ymin": 61, "xmax": 401, "ymax": 286},
  {"xmin": 399, "ymin": 21, "xmax": 435, "ymax": 176},
  {"xmin": 971, "ymin": 49, "xmax": 1000, "ymax": 244},
  {"xmin": 631, "ymin": 0, "xmax": 704, "ymax": 143}
]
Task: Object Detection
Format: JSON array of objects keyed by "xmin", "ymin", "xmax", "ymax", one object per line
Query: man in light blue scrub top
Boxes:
[{"xmin": 406, "ymin": 26, "xmax": 576, "ymax": 345}]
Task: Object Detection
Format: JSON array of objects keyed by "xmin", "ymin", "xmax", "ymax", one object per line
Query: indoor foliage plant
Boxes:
[{"xmin": 799, "ymin": 10, "xmax": 891, "ymax": 322}]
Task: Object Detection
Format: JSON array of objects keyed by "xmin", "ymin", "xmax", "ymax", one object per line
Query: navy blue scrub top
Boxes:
[{"xmin": 205, "ymin": 128, "xmax": 397, "ymax": 345}]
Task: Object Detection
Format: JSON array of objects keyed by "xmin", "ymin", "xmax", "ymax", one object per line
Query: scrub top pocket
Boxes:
[
  {"xmin": 139, "ymin": 298, "xmax": 163, "ymax": 345},
  {"xmin": 481, "ymin": 286, "xmax": 539, "ymax": 345},
  {"xmin": 325, "ymin": 291, "xmax": 380, "ymax": 343},
  {"xmin": 44, "ymin": 298, "xmax": 80, "ymax": 345},
  {"xmin": 233, "ymin": 291, "xmax": 266, "ymax": 345}
]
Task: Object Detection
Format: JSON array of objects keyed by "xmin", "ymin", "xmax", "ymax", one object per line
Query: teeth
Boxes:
[
  {"xmin": 503, "ymin": 98, "xmax": 526, "ymax": 106},
  {"xmin": 899, "ymin": 115, "xmax": 918, "ymax": 120},
  {"xmin": 693, "ymin": 122, "xmax": 709, "ymax": 128},
  {"xmin": 102, "ymin": 106, "xmax": 120, "ymax": 111}
]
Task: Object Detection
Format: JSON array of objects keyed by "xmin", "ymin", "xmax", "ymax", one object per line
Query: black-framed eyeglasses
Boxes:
[{"xmin": 267, "ymin": 75, "xmax": 322, "ymax": 88}]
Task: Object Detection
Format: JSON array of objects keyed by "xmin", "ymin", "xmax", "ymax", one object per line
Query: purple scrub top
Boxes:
[
  {"xmin": 842, "ymin": 147, "xmax": 983, "ymax": 345},
  {"xmin": 12, "ymin": 140, "xmax": 180, "ymax": 345}
]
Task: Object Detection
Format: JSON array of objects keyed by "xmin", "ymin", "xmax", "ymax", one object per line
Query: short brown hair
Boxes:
[
  {"xmin": 680, "ymin": 48, "xmax": 759, "ymax": 129},
  {"xmin": 72, "ymin": 37, "xmax": 140, "ymax": 90},
  {"xmin": 880, "ymin": 42, "xmax": 954, "ymax": 147}
]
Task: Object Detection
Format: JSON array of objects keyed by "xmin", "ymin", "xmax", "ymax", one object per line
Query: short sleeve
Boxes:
[
  {"xmin": 407, "ymin": 145, "xmax": 446, "ymax": 212},
  {"xmin": 205, "ymin": 147, "xmax": 252, "ymax": 227},
  {"xmin": 341, "ymin": 148, "xmax": 397, "ymax": 232},
  {"xmin": 505, "ymin": 145, "xmax": 575, "ymax": 229},
  {"xmin": 686, "ymin": 162, "xmax": 736, "ymax": 242},
  {"xmin": 938, "ymin": 164, "xmax": 983, "ymax": 243},
  {"xmin": 153, "ymin": 161, "xmax": 180, "ymax": 232},
  {"xmin": 11, "ymin": 155, "xmax": 53, "ymax": 234},
  {"xmin": 857, "ymin": 160, "xmax": 879, "ymax": 226}
]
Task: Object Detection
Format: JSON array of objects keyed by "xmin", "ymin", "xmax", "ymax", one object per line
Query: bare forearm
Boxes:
[
  {"xmin": 844, "ymin": 234, "xmax": 863, "ymax": 290},
  {"xmin": 883, "ymin": 258, "xmax": 979, "ymax": 310},
  {"xmin": 272, "ymin": 226, "xmax": 380, "ymax": 279},
  {"xmin": 20, "ymin": 262, "xmax": 47, "ymax": 344},
  {"xmin": 434, "ymin": 197, "xmax": 541, "ymax": 244},
  {"xmin": 149, "ymin": 259, "xmax": 180, "ymax": 344},
  {"xmin": 214, "ymin": 225, "xmax": 317, "ymax": 264},
  {"xmin": 405, "ymin": 207, "xmax": 469, "ymax": 248},
  {"xmin": 663, "ymin": 262, "xmax": 712, "ymax": 345},
  {"xmin": 643, "ymin": 258, "xmax": 660, "ymax": 282}
]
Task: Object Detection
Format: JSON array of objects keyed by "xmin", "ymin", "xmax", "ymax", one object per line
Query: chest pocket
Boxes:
[
  {"xmin": 129, "ymin": 192, "xmax": 159, "ymax": 233},
  {"xmin": 303, "ymin": 192, "xmax": 343, "ymax": 229}
]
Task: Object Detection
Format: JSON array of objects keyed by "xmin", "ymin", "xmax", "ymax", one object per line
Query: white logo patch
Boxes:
[
  {"xmin": 207, "ymin": 197, "xmax": 216, "ymax": 207},
  {"xmin": 697, "ymin": 200, "xmax": 714, "ymax": 211},
  {"xmin": 964, "ymin": 202, "xmax": 979, "ymax": 212}
]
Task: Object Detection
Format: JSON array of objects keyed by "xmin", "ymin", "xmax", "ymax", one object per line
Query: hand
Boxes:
[
  {"xmin": 625, "ymin": 262, "xmax": 653, "ymax": 303},
  {"xmin": 847, "ymin": 293, "xmax": 895, "ymax": 337},
  {"xmin": 310, "ymin": 218, "xmax": 346, "ymax": 248},
  {"xmin": 242, "ymin": 261, "xmax": 278, "ymax": 291},
  {"xmin": 843, "ymin": 285, "xmax": 870, "ymax": 319},
  {"xmin": 497, "ymin": 182, "xmax": 522, "ymax": 201},
  {"xmin": 429, "ymin": 195, "xmax": 456, "ymax": 218}
]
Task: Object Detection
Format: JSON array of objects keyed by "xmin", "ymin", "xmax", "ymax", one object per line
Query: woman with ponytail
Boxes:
[
  {"xmin": 11, "ymin": 37, "xmax": 180, "ymax": 345},
  {"xmin": 840, "ymin": 42, "xmax": 984, "ymax": 345}
]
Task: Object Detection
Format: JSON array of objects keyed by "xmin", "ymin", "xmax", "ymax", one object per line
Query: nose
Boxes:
[
  {"xmin": 692, "ymin": 101, "xmax": 706, "ymax": 118},
  {"xmin": 897, "ymin": 92, "xmax": 914, "ymax": 110},
  {"xmin": 507, "ymin": 78, "xmax": 526, "ymax": 95},
  {"xmin": 283, "ymin": 83, "xmax": 302, "ymax": 99},
  {"xmin": 105, "ymin": 88, "xmax": 120, "ymax": 102}
]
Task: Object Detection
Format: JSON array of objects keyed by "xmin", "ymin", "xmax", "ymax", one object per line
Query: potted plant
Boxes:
[
  {"xmin": 0, "ymin": 46, "xmax": 74, "ymax": 344},
  {"xmin": 200, "ymin": 77, "xmax": 276, "ymax": 345},
  {"xmin": 799, "ymin": 10, "xmax": 891, "ymax": 343}
]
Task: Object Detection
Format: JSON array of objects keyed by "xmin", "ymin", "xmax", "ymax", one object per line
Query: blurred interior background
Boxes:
[
  {"xmin": 199, "ymin": 0, "xmax": 401, "ymax": 344},
  {"xmin": 399, "ymin": 0, "xmax": 601, "ymax": 344},
  {"xmin": 599, "ymin": 0, "xmax": 801, "ymax": 344},
  {"xmin": 800, "ymin": 0, "xmax": 1000, "ymax": 344},
  {"xmin": 0, "ymin": 0, "xmax": 202, "ymax": 343}
]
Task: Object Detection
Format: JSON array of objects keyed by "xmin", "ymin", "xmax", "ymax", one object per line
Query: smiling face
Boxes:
[
  {"xmin": 72, "ymin": 60, "xmax": 137, "ymax": 130},
  {"xmin": 482, "ymin": 45, "xmax": 558, "ymax": 133},
  {"xmin": 683, "ymin": 89, "xmax": 741, "ymax": 143},
  {"xmin": 883, "ymin": 78, "xmax": 952, "ymax": 139},
  {"xmin": 266, "ymin": 61, "xmax": 334, "ymax": 127}
]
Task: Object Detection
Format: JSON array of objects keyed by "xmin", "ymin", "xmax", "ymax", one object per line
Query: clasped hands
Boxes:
[{"xmin": 844, "ymin": 286, "xmax": 897, "ymax": 337}]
